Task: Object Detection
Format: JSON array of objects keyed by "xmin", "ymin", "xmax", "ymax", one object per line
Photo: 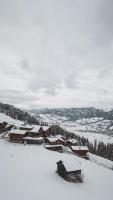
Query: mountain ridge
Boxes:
[{"xmin": 29, "ymin": 107, "xmax": 113, "ymax": 121}]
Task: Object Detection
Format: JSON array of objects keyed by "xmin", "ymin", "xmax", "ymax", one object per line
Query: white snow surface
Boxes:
[
  {"xmin": 32, "ymin": 125, "xmax": 49, "ymax": 132},
  {"xmin": 31, "ymin": 125, "xmax": 41, "ymax": 132},
  {"xmin": 38, "ymin": 114, "xmax": 113, "ymax": 144},
  {"xmin": 61, "ymin": 159, "xmax": 82, "ymax": 172},
  {"xmin": 20, "ymin": 124, "xmax": 33, "ymax": 129},
  {"xmin": 42, "ymin": 126, "xmax": 49, "ymax": 131},
  {"xmin": 47, "ymin": 137, "xmax": 64, "ymax": 142},
  {"xmin": 71, "ymin": 146, "xmax": 89, "ymax": 151},
  {"xmin": 0, "ymin": 139, "xmax": 113, "ymax": 200},
  {"xmin": 24, "ymin": 136, "xmax": 43, "ymax": 141},
  {"xmin": 67, "ymin": 138, "xmax": 78, "ymax": 143},
  {"xmin": 8, "ymin": 129, "xmax": 27, "ymax": 135},
  {"xmin": 64, "ymin": 127, "xmax": 113, "ymax": 144},
  {"xmin": 0, "ymin": 113, "xmax": 22, "ymax": 126}
]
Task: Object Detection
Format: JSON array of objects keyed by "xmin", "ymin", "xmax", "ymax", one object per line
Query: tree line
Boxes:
[
  {"xmin": 49, "ymin": 125, "xmax": 113, "ymax": 161},
  {"xmin": 75, "ymin": 135, "xmax": 113, "ymax": 161},
  {"xmin": 0, "ymin": 103, "xmax": 48, "ymax": 126}
]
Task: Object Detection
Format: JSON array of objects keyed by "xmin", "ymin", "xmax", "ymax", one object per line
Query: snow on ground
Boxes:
[
  {"xmin": 0, "ymin": 113, "xmax": 22, "ymax": 126},
  {"xmin": 38, "ymin": 114, "xmax": 113, "ymax": 144},
  {"xmin": 62, "ymin": 126, "xmax": 113, "ymax": 144},
  {"xmin": 0, "ymin": 139, "xmax": 113, "ymax": 200},
  {"xmin": 89, "ymin": 153, "xmax": 113, "ymax": 170}
]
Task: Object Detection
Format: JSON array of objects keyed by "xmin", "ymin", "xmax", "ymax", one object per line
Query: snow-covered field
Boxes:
[{"xmin": 0, "ymin": 139, "xmax": 113, "ymax": 200}]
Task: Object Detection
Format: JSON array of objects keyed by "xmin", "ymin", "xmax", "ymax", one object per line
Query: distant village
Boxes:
[{"xmin": 0, "ymin": 121, "xmax": 89, "ymax": 182}]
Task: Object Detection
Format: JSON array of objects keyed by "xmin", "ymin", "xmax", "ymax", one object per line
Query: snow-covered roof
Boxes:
[
  {"xmin": 67, "ymin": 139, "xmax": 78, "ymax": 143},
  {"xmin": 20, "ymin": 124, "xmax": 33, "ymax": 129},
  {"xmin": 71, "ymin": 146, "xmax": 89, "ymax": 151},
  {"xmin": 42, "ymin": 126, "xmax": 49, "ymax": 131},
  {"xmin": 47, "ymin": 137, "xmax": 64, "ymax": 142},
  {"xmin": 31, "ymin": 125, "xmax": 41, "ymax": 132},
  {"xmin": 5, "ymin": 124, "xmax": 13, "ymax": 128},
  {"xmin": 61, "ymin": 159, "xmax": 81, "ymax": 172},
  {"xmin": 55, "ymin": 135, "xmax": 65, "ymax": 140},
  {"xmin": 109, "ymin": 126, "xmax": 113, "ymax": 130},
  {"xmin": 8, "ymin": 129, "xmax": 27, "ymax": 135},
  {"xmin": 23, "ymin": 137, "xmax": 43, "ymax": 141}
]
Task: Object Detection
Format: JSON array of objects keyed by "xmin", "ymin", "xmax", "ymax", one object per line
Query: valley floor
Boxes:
[{"xmin": 0, "ymin": 139, "xmax": 113, "ymax": 200}]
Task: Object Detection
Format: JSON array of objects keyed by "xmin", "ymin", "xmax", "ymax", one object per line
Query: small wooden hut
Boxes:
[
  {"xmin": 56, "ymin": 160, "xmax": 83, "ymax": 183},
  {"xmin": 70, "ymin": 146, "xmax": 89, "ymax": 159}
]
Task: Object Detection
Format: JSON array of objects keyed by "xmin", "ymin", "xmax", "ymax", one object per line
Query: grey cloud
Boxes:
[
  {"xmin": 0, "ymin": 0, "xmax": 113, "ymax": 108},
  {"xmin": 0, "ymin": 89, "xmax": 39, "ymax": 109}
]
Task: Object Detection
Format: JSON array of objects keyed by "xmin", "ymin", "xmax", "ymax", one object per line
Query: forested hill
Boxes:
[
  {"xmin": 0, "ymin": 103, "xmax": 41, "ymax": 125},
  {"xmin": 30, "ymin": 107, "xmax": 113, "ymax": 121}
]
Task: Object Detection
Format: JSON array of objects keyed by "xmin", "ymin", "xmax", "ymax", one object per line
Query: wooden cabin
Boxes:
[
  {"xmin": 44, "ymin": 137, "xmax": 65, "ymax": 145},
  {"xmin": 8, "ymin": 129, "xmax": 27, "ymax": 143},
  {"xmin": 56, "ymin": 160, "xmax": 83, "ymax": 183},
  {"xmin": 44, "ymin": 144, "xmax": 63, "ymax": 153},
  {"xmin": 0, "ymin": 122, "xmax": 7, "ymax": 132},
  {"xmin": 39, "ymin": 126, "xmax": 50, "ymax": 138},
  {"xmin": 27, "ymin": 126, "xmax": 49, "ymax": 138},
  {"xmin": 65, "ymin": 138, "xmax": 78, "ymax": 147},
  {"xmin": 23, "ymin": 136, "xmax": 43, "ymax": 145},
  {"xmin": 27, "ymin": 125, "xmax": 41, "ymax": 137},
  {"xmin": 70, "ymin": 146, "xmax": 89, "ymax": 159}
]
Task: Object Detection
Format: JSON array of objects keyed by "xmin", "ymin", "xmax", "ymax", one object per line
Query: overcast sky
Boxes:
[{"xmin": 0, "ymin": 0, "xmax": 113, "ymax": 109}]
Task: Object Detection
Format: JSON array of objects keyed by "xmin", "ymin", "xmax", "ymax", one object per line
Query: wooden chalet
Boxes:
[
  {"xmin": 44, "ymin": 144, "xmax": 63, "ymax": 153},
  {"xmin": 39, "ymin": 126, "xmax": 50, "ymax": 137},
  {"xmin": 44, "ymin": 137, "xmax": 65, "ymax": 145},
  {"xmin": 8, "ymin": 129, "xmax": 27, "ymax": 143},
  {"xmin": 27, "ymin": 126, "xmax": 49, "ymax": 138},
  {"xmin": 0, "ymin": 122, "xmax": 7, "ymax": 133},
  {"xmin": 70, "ymin": 146, "xmax": 89, "ymax": 159},
  {"xmin": 27, "ymin": 125, "xmax": 41, "ymax": 137},
  {"xmin": 56, "ymin": 160, "xmax": 83, "ymax": 183},
  {"xmin": 23, "ymin": 136, "xmax": 43, "ymax": 145},
  {"xmin": 65, "ymin": 138, "xmax": 78, "ymax": 147}
]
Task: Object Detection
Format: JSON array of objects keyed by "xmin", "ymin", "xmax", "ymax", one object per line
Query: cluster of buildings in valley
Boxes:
[{"xmin": 0, "ymin": 121, "xmax": 89, "ymax": 183}]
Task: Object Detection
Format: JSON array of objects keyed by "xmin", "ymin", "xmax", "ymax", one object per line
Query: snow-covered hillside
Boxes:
[
  {"xmin": 0, "ymin": 112, "xmax": 113, "ymax": 199},
  {"xmin": 0, "ymin": 113, "xmax": 22, "ymax": 126},
  {"xmin": 37, "ymin": 114, "xmax": 113, "ymax": 144},
  {"xmin": 0, "ymin": 139, "xmax": 113, "ymax": 200}
]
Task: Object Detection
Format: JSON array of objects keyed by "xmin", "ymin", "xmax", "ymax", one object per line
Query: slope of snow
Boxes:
[
  {"xmin": 0, "ymin": 113, "xmax": 22, "ymax": 126},
  {"xmin": 89, "ymin": 153, "xmax": 113, "ymax": 170},
  {"xmin": 0, "ymin": 139, "xmax": 113, "ymax": 200}
]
